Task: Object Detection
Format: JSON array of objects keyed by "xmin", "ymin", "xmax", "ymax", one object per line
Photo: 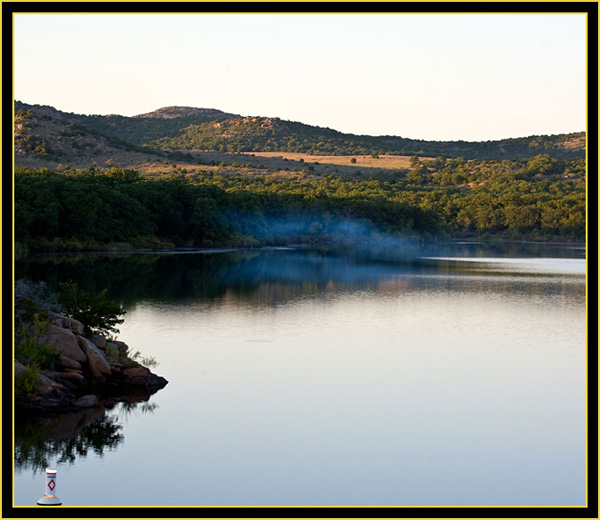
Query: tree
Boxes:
[
  {"xmin": 407, "ymin": 166, "xmax": 428, "ymax": 185},
  {"xmin": 57, "ymin": 282, "xmax": 125, "ymax": 337}
]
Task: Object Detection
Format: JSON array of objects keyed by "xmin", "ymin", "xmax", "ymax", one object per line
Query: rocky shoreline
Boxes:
[{"xmin": 15, "ymin": 311, "xmax": 168, "ymax": 415}]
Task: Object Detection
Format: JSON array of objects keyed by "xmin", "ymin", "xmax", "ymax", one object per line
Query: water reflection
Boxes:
[
  {"xmin": 13, "ymin": 243, "xmax": 587, "ymax": 506},
  {"xmin": 15, "ymin": 243, "xmax": 585, "ymax": 310},
  {"xmin": 14, "ymin": 400, "xmax": 157, "ymax": 474}
]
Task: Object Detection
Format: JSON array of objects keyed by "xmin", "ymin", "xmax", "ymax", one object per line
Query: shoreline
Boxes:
[
  {"xmin": 15, "ymin": 235, "xmax": 587, "ymax": 259},
  {"xmin": 14, "ymin": 305, "xmax": 168, "ymax": 418}
]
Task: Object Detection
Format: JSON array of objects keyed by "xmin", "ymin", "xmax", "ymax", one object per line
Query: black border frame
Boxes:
[{"xmin": 3, "ymin": 2, "xmax": 597, "ymax": 518}]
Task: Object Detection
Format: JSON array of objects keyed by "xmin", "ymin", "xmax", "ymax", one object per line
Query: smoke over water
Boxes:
[{"xmin": 226, "ymin": 212, "xmax": 424, "ymax": 257}]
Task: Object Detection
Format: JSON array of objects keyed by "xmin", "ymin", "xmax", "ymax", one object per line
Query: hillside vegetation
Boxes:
[
  {"xmin": 15, "ymin": 101, "xmax": 585, "ymax": 162},
  {"xmin": 15, "ymin": 153, "xmax": 585, "ymax": 253},
  {"xmin": 13, "ymin": 101, "xmax": 587, "ymax": 250},
  {"xmin": 153, "ymin": 116, "xmax": 585, "ymax": 159}
]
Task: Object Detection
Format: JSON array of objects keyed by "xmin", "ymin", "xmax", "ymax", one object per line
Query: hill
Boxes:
[
  {"xmin": 14, "ymin": 101, "xmax": 586, "ymax": 169},
  {"xmin": 153, "ymin": 116, "xmax": 585, "ymax": 160},
  {"xmin": 134, "ymin": 106, "xmax": 239, "ymax": 120},
  {"xmin": 14, "ymin": 101, "xmax": 586, "ymax": 250},
  {"xmin": 14, "ymin": 102, "xmax": 167, "ymax": 169}
]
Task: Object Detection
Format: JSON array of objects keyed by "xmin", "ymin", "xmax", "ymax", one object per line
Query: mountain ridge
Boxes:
[
  {"xmin": 133, "ymin": 105, "xmax": 240, "ymax": 120},
  {"xmin": 14, "ymin": 100, "xmax": 586, "ymax": 164}
]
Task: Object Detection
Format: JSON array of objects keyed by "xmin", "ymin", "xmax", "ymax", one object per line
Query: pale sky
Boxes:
[{"xmin": 13, "ymin": 13, "xmax": 587, "ymax": 141}]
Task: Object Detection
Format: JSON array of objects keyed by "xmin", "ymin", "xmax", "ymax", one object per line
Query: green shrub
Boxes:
[
  {"xmin": 15, "ymin": 332, "xmax": 61, "ymax": 369},
  {"xmin": 129, "ymin": 350, "xmax": 159, "ymax": 369},
  {"xmin": 33, "ymin": 314, "xmax": 51, "ymax": 335},
  {"xmin": 20, "ymin": 299, "xmax": 42, "ymax": 323},
  {"xmin": 15, "ymin": 364, "xmax": 40, "ymax": 395},
  {"xmin": 57, "ymin": 282, "xmax": 125, "ymax": 337},
  {"xmin": 104, "ymin": 344, "xmax": 121, "ymax": 364}
]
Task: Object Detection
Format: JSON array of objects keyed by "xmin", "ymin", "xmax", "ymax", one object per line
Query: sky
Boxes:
[{"xmin": 13, "ymin": 13, "xmax": 587, "ymax": 142}]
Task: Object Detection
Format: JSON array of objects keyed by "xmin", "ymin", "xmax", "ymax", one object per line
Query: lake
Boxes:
[{"xmin": 13, "ymin": 241, "xmax": 588, "ymax": 507}]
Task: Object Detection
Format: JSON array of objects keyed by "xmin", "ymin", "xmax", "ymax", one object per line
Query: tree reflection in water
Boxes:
[
  {"xmin": 15, "ymin": 242, "xmax": 584, "ymax": 311},
  {"xmin": 15, "ymin": 400, "xmax": 157, "ymax": 473}
]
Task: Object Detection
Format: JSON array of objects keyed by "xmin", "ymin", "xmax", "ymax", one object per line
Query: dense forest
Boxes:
[{"xmin": 15, "ymin": 152, "xmax": 586, "ymax": 253}]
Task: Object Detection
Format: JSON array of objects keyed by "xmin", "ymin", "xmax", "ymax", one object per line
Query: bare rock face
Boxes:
[
  {"xmin": 77, "ymin": 336, "xmax": 112, "ymax": 380},
  {"xmin": 38, "ymin": 324, "xmax": 87, "ymax": 363}
]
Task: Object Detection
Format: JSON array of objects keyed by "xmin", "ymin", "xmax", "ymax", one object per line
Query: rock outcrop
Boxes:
[
  {"xmin": 37, "ymin": 323, "xmax": 87, "ymax": 362},
  {"xmin": 15, "ymin": 311, "xmax": 168, "ymax": 415}
]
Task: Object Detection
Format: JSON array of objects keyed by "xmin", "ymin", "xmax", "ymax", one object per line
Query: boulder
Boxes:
[
  {"xmin": 77, "ymin": 336, "xmax": 112, "ymax": 379},
  {"xmin": 91, "ymin": 334, "xmax": 107, "ymax": 350},
  {"xmin": 109, "ymin": 364, "xmax": 123, "ymax": 375},
  {"xmin": 15, "ymin": 312, "xmax": 168, "ymax": 414},
  {"xmin": 36, "ymin": 373, "xmax": 70, "ymax": 399},
  {"xmin": 122, "ymin": 366, "xmax": 150, "ymax": 385},
  {"xmin": 48, "ymin": 315, "xmax": 64, "ymax": 328},
  {"xmin": 15, "ymin": 361, "xmax": 27, "ymax": 378},
  {"xmin": 123, "ymin": 367, "xmax": 150, "ymax": 378},
  {"xmin": 39, "ymin": 398, "xmax": 63, "ymax": 408},
  {"xmin": 38, "ymin": 324, "xmax": 87, "ymax": 363},
  {"xmin": 107, "ymin": 340, "xmax": 129, "ymax": 355},
  {"xmin": 47, "ymin": 312, "xmax": 85, "ymax": 335},
  {"xmin": 57, "ymin": 355, "xmax": 82, "ymax": 370},
  {"xmin": 42, "ymin": 370, "xmax": 67, "ymax": 382},
  {"xmin": 46, "ymin": 370, "xmax": 88, "ymax": 391},
  {"xmin": 121, "ymin": 366, "xmax": 168, "ymax": 389},
  {"xmin": 73, "ymin": 395, "xmax": 98, "ymax": 408},
  {"xmin": 69, "ymin": 319, "xmax": 85, "ymax": 336},
  {"xmin": 47, "ymin": 311, "xmax": 64, "ymax": 324},
  {"xmin": 144, "ymin": 373, "xmax": 169, "ymax": 389},
  {"xmin": 116, "ymin": 341, "xmax": 129, "ymax": 354}
]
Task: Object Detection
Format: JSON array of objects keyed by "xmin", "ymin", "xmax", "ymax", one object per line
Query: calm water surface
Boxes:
[{"xmin": 14, "ymin": 242, "xmax": 587, "ymax": 507}]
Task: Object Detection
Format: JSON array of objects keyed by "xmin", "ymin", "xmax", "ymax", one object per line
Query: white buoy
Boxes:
[{"xmin": 37, "ymin": 468, "xmax": 62, "ymax": 506}]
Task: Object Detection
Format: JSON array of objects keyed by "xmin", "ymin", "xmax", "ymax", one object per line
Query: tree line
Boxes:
[
  {"xmin": 14, "ymin": 167, "xmax": 441, "ymax": 251},
  {"xmin": 14, "ymin": 157, "xmax": 585, "ymax": 252}
]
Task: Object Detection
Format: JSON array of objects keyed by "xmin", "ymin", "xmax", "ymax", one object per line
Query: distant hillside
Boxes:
[
  {"xmin": 153, "ymin": 115, "xmax": 586, "ymax": 160},
  {"xmin": 14, "ymin": 102, "xmax": 168, "ymax": 168},
  {"xmin": 135, "ymin": 106, "xmax": 239, "ymax": 120},
  {"xmin": 14, "ymin": 101, "xmax": 586, "ymax": 165},
  {"xmin": 14, "ymin": 101, "xmax": 238, "ymax": 153}
]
